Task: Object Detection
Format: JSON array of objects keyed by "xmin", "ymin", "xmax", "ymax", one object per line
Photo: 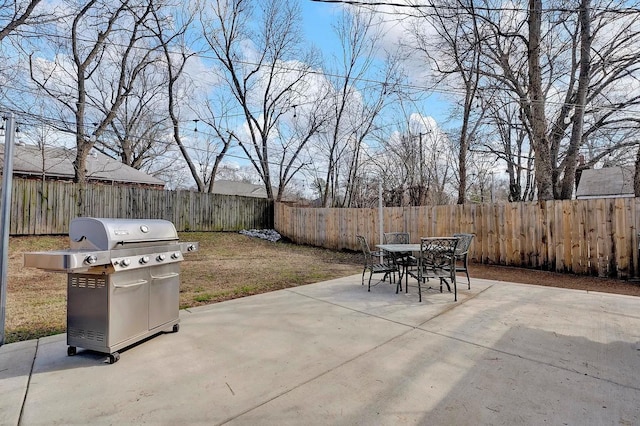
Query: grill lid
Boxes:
[{"xmin": 69, "ymin": 218, "xmax": 179, "ymax": 251}]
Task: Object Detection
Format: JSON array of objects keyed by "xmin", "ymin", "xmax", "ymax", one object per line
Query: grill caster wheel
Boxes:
[
  {"xmin": 108, "ymin": 352, "xmax": 120, "ymax": 364},
  {"xmin": 67, "ymin": 346, "xmax": 77, "ymax": 356},
  {"xmin": 172, "ymin": 324, "xmax": 180, "ymax": 333}
]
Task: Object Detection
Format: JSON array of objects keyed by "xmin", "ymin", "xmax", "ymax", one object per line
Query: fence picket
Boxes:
[
  {"xmin": 5, "ymin": 178, "xmax": 273, "ymax": 234},
  {"xmin": 274, "ymin": 198, "xmax": 640, "ymax": 279}
]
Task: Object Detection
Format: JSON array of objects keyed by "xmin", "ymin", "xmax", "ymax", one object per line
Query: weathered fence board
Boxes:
[
  {"xmin": 274, "ymin": 198, "xmax": 640, "ymax": 279},
  {"xmin": 2, "ymin": 178, "xmax": 273, "ymax": 234}
]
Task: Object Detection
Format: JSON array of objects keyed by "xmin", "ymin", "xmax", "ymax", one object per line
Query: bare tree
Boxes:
[
  {"xmin": 0, "ymin": 0, "xmax": 53, "ymax": 104},
  {"xmin": 408, "ymin": 0, "xmax": 485, "ymax": 204},
  {"xmin": 0, "ymin": 0, "xmax": 45, "ymax": 42},
  {"xmin": 29, "ymin": 0, "xmax": 165, "ymax": 212},
  {"xmin": 398, "ymin": 0, "xmax": 640, "ymax": 201},
  {"xmin": 313, "ymin": 7, "xmax": 406, "ymax": 207},
  {"xmin": 443, "ymin": 0, "xmax": 640, "ymax": 200},
  {"xmin": 201, "ymin": 0, "xmax": 320, "ymax": 201},
  {"xmin": 146, "ymin": 1, "xmax": 210, "ymax": 190},
  {"xmin": 479, "ymin": 96, "xmax": 536, "ymax": 201},
  {"xmin": 192, "ymin": 99, "xmax": 235, "ymax": 193},
  {"xmin": 371, "ymin": 105, "xmax": 458, "ymax": 207},
  {"xmin": 96, "ymin": 61, "xmax": 171, "ymax": 170}
]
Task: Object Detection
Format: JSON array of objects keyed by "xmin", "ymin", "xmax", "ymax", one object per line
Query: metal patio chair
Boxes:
[
  {"xmin": 356, "ymin": 235, "xmax": 398, "ymax": 292},
  {"xmin": 416, "ymin": 237, "xmax": 459, "ymax": 302},
  {"xmin": 453, "ymin": 233, "xmax": 474, "ymax": 289},
  {"xmin": 383, "ymin": 232, "xmax": 417, "ymax": 292}
]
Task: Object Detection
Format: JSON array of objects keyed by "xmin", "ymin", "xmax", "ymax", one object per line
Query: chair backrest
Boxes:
[
  {"xmin": 419, "ymin": 237, "xmax": 459, "ymax": 265},
  {"xmin": 356, "ymin": 235, "xmax": 374, "ymax": 266},
  {"xmin": 453, "ymin": 233, "xmax": 474, "ymax": 255},
  {"xmin": 383, "ymin": 232, "xmax": 410, "ymax": 244}
]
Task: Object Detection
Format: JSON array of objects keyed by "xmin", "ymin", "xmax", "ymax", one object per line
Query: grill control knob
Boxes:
[
  {"xmin": 85, "ymin": 255, "xmax": 98, "ymax": 265},
  {"xmin": 156, "ymin": 254, "xmax": 166, "ymax": 262},
  {"xmin": 187, "ymin": 244, "xmax": 196, "ymax": 252},
  {"xmin": 120, "ymin": 258, "xmax": 131, "ymax": 267},
  {"xmin": 139, "ymin": 256, "xmax": 150, "ymax": 264},
  {"xmin": 171, "ymin": 252, "xmax": 180, "ymax": 260}
]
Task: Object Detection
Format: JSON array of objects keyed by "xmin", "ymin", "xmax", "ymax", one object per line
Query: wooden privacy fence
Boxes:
[
  {"xmin": 3, "ymin": 178, "xmax": 273, "ymax": 234},
  {"xmin": 275, "ymin": 198, "xmax": 640, "ymax": 279}
]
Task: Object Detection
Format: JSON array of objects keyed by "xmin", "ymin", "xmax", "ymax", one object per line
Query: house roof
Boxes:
[
  {"xmin": 575, "ymin": 166, "xmax": 635, "ymax": 199},
  {"xmin": 0, "ymin": 143, "xmax": 165, "ymax": 187},
  {"xmin": 210, "ymin": 179, "xmax": 294, "ymax": 200},
  {"xmin": 211, "ymin": 180, "xmax": 269, "ymax": 198}
]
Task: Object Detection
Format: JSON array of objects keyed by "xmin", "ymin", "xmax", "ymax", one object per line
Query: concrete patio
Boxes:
[{"xmin": 1, "ymin": 275, "xmax": 640, "ymax": 425}]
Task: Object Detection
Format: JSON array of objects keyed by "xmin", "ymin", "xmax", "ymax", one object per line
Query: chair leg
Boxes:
[
  {"xmin": 456, "ymin": 256, "xmax": 470, "ymax": 290},
  {"xmin": 361, "ymin": 268, "xmax": 366, "ymax": 286},
  {"xmin": 454, "ymin": 276, "xmax": 457, "ymax": 301},
  {"xmin": 450, "ymin": 268, "xmax": 457, "ymax": 301},
  {"xmin": 368, "ymin": 271, "xmax": 373, "ymax": 292}
]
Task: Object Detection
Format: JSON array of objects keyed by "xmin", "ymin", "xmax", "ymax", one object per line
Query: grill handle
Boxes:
[
  {"xmin": 115, "ymin": 238, "xmax": 179, "ymax": 246},
  {"xmin": 151, "ymin": 272, "xmax": 180, "ymax": 280},
  {"xmin": 113, "ymin": 279, "xmax": 148, "ymax": 289}
]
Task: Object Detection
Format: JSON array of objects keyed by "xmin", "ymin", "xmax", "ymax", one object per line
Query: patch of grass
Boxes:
[
  {"xmin": 5, "ymin": 325, "xmax": 67, "ymax": 343},
  {"xmin": 6, "ymin": 232, "xmax": 362, "ymax": 343},
  {"xmin": 238, "ymin": 285, "xmax": 258, "ymax": 293},
  {"xmin": 193, "ymin": 293, "xmax": 214, "ymax": 303}
]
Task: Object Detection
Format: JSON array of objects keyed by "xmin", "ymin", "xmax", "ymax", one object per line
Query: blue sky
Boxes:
[
  {"xmin": 301, "ymin": 2, "xmax": 343, "ymax": 59},
  {"xmin": 300, "ymin": 1, "xmax": 452, "ymax": 125}
]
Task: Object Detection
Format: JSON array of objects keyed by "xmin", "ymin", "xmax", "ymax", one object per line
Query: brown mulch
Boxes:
[{"xmin": 469, "ymin": 263, "xmax": 640, "ymax": 297}]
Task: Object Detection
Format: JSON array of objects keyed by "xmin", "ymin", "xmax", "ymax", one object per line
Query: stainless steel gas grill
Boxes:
[{"xmin": 23, "ymin": 218, "xmax": 198, "ymax": 364}]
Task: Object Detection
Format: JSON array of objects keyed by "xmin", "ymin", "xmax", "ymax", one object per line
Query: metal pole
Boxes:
[
  {"xmin": 378, "ymin": 180, "xmax": 383, "ymax": 241},
  {"xmin": 378, "ymin": 180, "xmax": 383, "ymax": 262},
  {"xmin": 0, "ymin": 113, "xmax": 15, "ymax": 346},
  {"xmin": 419, "ymin": 133, "xmax": 423, "ymax": 204}
]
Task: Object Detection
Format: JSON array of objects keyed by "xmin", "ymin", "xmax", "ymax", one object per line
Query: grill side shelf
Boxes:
[{"xmin": 23, "ymin": 250, "xmax": 111, "ymax": 272}]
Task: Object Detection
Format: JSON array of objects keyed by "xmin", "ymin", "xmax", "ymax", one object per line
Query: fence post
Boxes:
[{"xmin": 1, "ymin": 114, "xmax": 16, "ymax": 346}]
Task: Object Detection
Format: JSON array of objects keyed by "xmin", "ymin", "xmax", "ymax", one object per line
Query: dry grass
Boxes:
[
  {"xmin": 6, "ymin": 232, "xmax": 639, "ymax": 344},
  {"xmin": 177, "ymin": 232, "xmax": 361, "ymax": 307},
  {"xmin": 4, "ymin": 232, "xmax": 362, "ymax": 344},
  {"xmin": 6, "ymin": 236, "xmax": 69, "ymax": 343}
]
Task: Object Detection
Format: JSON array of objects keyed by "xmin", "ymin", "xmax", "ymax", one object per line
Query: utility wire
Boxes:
[
  {"xmin": 309, "ymin": 0, "xmax": 640, "ymax": 14},
  {"xmin": 13, "ymin": 15, "xmax": 640, "ymax": 114},
  {"xmin": 1, "ymin": 107, "xmax": 338, "ymax": 177}
]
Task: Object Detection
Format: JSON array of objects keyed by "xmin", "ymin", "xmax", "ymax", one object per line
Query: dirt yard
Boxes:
[
  {"xmin": 470, "ymin": 263, "xmax": 640, "ymax": 296},
  {"xmin": 5, "ymin": 232, "xmax": 639, "ymax": 343}
]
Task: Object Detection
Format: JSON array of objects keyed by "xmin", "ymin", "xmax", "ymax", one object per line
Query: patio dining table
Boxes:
[
  {"xmin": 377, "ymin": 238, "xmax": 460, "ymax": 301},
  {"xmin": 376, "ymin": 243, "xmax": 421, "ymax": 293}
]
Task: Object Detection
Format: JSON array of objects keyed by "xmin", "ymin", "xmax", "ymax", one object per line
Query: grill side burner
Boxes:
[{"xmin": 23, "ymin": 217, "xmax": 198, "ymax": 364}]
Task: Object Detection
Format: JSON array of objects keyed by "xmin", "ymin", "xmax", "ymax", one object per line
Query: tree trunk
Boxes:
[
  {"xmin": 74, "ymin": 133, "xmax": 91, "ymax": 216},
  {"xmin": 528, "ymin": 0, "xmax": 554, "ymax": 200},
  {"xmin": 634, "ymin": 145, "xmax": 640, "ymax": 196},
  {"xmin": 559, "ymin": 0, "xmax": 591, "ymax": 199}
]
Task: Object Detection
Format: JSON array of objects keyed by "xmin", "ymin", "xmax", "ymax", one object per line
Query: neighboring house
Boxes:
[
  {"xmin": 575, "ymin": 166, "xmax": 635, "ymax": 199},
  {"xmin": 209, "ymin": 179, "xmax": 301, "ymax": 201},
  {"xmin": 211, "ymin": 180, "xmax": 268, "ymax": 198},
  {"xmin": 0, "ymin": 143, "xmax": 165, "ymax": 189}
]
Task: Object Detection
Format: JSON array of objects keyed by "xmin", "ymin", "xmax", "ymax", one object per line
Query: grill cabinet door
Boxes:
[
  {"xmin": 109, "ymin": 272, "xmax": 149, "ymax": 345},
  {"xmin": 149, "ymin": 264, "xmax": 180, "ymax": 329}
]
